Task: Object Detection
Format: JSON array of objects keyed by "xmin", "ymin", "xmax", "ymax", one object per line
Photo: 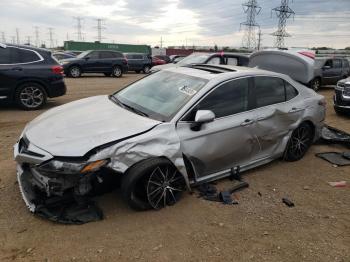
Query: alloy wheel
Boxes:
[
  {"xmin": 70, "ymin": 67, "xmax": 81, "ymax": 78},
  {"xmin": 146, "ymin": 165, "xmax": 185, "ymax": 209},
  {"xmin": 113, "ymin": 67, "xmax": 122, "ymax": 77},
  {"xmin": 19, "ymin": 86, "xmax": 44, "ymax": 109},
  {"xmin": 288, "ymin": 125, "xmax": 312, "ymax": 159}
]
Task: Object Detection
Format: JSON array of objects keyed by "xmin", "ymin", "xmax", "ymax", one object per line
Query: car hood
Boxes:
[{"xmin": 24, "ymin": 96, "xmax": 161, "ymax": 157}]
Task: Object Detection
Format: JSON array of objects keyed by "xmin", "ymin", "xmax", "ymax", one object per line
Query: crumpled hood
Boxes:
[{"xmin": 24, "ymin": 96, "xmax": 160, "ymax": 157}]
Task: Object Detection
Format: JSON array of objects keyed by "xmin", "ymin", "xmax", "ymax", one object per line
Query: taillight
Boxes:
[{"xmin": 52, "ymin": 65, "xmax": 63, "ymax": 75}]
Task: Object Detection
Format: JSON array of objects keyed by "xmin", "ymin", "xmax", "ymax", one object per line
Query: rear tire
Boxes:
[
  {"xmin": 143, "ymin": 65, "xmax": 151, "ymax": 74},
  {"xmin": 112, "ymin": 66, "xmax": 122, "ymax": 77},
  {"xmin": 310, "ymin": 78, "xmax": 321, "ymax": 92},
  {"xmin": 68, "ymin": 66, "xmax": 81, "ymax": 78},
  {"xmin": 121, "ymin": 158, "xmax": 186, "ymax": 211},
  {"xmin": 284, "ymin": 123, "xmax": 314, "ymax": 162},
  {"xmin": 15, "ymin": 83, "xmax": 47, "ymax": 110}
]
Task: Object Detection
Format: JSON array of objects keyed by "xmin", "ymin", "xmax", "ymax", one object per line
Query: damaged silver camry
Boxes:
[{"xmin": 14, "ymin": 64, "xmax": 326, "ymax": 216}]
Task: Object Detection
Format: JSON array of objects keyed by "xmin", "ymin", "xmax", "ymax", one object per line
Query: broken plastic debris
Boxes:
[
  {"xmin": 316, "ymin": 152, "xmax": 350, "ymax": 166},
  {"xmin": 328, "ymin": 181, "xmax": 347, "ymax": 188},
  {"xmin": 282, "ymin": 198, "xmax": 295, "ymax": 207}
]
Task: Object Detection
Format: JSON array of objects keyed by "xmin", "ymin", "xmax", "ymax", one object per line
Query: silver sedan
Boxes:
[{"xmin": 14, "ymin": 65, "xmax": 326, "ymax": 212}]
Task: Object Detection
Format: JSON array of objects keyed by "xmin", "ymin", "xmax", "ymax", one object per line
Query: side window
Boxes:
[
  {"xmin": 0, "ymin": 47, "xmax": 14, "ymax": 64},
  {"xmin": 100, "ymin": 52, "xmax": 111, "ymax": 59},
  {"xmin": 226, "ymin": 57, "xmax": 238, "ymax": 66},
  {"xmin": 126, "ymin": 54, "xmax": 133, "ymax": 59},
  {"xmin": 285, "ymin": 81, "xmax": 298, "ymax": 101},
  {"xmin": 344, "ymin": 59, "xmax": 349, "ymax": 68},
  {"xmin": 206, "ymin": 56, "xmax": 221, "ymax": 65},
  {"xmin": 333, "ymin": 59, "xmax": 342, "ymax": 68},
  {"xmin": 134, "ymin": 55, "xmax": 143, "ymax": 59},
  {"xmin": 114, "ymin": 52, "xmax": 123, "ymax": 58},
  {"xmin": 196, "ymin": 78, "xmax": 250, "ymax": 118},
  {"xmin": 255, "ymin": 77, "xmax": 285, "ymax": 108},
  {"xmin": 324, "ymin": 60, "xmax": 333, "ymax": 68},
  {"xmin": 17, "ymin": 49, "xmax": 40, "ymax": 63},
  {"xmin": 88, "ymin": 51, "xmax": 100, "ymax": 59}
]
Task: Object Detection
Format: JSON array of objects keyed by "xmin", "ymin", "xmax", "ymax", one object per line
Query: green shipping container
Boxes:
[{"xmin": 64, "ymin": 41, "xmax": 151, "ymax": 54}]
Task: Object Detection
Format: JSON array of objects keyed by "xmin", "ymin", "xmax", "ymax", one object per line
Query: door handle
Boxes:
[
  {"xmin": 11, "ymin": 67, "xmax": 23, "ymax": 71},
  {"xmin": 240, "ymin": 119, "xmax": 254, "ymax": 126}
]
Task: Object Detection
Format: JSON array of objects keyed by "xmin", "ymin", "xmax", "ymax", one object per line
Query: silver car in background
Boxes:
[{"xmin": 14, "ymin": 64, "xmax": 326, "ymax": 212}]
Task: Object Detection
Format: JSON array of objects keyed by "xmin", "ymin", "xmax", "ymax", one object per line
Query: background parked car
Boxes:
[
  {"xmin": 0, "ymin": 43, "xmax": 66, "ymax": 110},
  {"xmin": 61, "ymin": 50, "xmax": 128, "ymax": 78},
  {"xmin": 334, "ymin": 77, "xmax": 350, "ymax": 115},
  {"xmin": 152, "ymin": 56, "xmax": 166, "ymax": 66},
  {"xmin": 52, "ymin": 52, "xmax": 76, "ymax": 61},
  {"xmin": 169, "ymin": 55, "xmax": 186, "ymax": 63},
  {"xmin": 151, "ymin": 52, "xmax": 249, "ymax": 71},
  {"xmin": 312, "ymin": 57, "xmax": 350, "ymax": 91},
  {"xmin": 154, "ymin": 55, "xmax": 171, "ymax": 63},
  {"xmin": 125, "ymin": 53, "xmax": 152, "ymax": 74}
]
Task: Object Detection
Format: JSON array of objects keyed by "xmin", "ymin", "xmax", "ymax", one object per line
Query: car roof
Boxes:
[
  {"xmin": 163, "ymin": 64, "xmax": 285, "ymax": 81},
  {"xmin": 2, "ymin": 43, "xmax": 51, "ymax": 54}
]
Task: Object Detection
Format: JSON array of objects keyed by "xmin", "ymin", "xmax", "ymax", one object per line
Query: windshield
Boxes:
[
  {"xmin": 177, "ymin": 53, "xmax": 211, "ymax": 66},
  {"xmin": 114, "ymin": 71, "xmax": 208, "ymax": 121},
  {"xmin": 77, "ymin": 51, "xmax": 90, "ymax": 58}
]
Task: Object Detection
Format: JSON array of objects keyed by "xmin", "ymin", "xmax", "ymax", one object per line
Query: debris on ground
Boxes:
[
  {"xmin": 316, "ymin": 152, "xmax": 350, "ymax": 166},
  {"xmin": 282, "ymin": 197, "xmax": 295, "ymax": 207},
  {"xmin": 328, "ymin": 181, "xmax": 347, "ymax": 188},
  {"xmin": 320, "ymin": 125, "xmax": 350, "ymax": 148},
  {"xmin": 196, "ymin": 168, "xmax": 249, "ymax": 205}
]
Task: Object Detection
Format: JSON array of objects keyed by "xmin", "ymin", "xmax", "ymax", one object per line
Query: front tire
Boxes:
[
  {"xmin": 284, "ymin": 123, "xmax": 314, "ymax": 162},
  {"xmin": 15, "ymin": 83, "xmax": 47, "ymax": 110},
  {"xmin": 121, "ymin": 158, "xmax": 186, "ymax": 211},
  {"xmin": 143, "ymin": 65, "xmax": 151, "ymax": 74},
  {"xmin": 112, "ymin": 66, "xmax": 122, "ymax": 77}
]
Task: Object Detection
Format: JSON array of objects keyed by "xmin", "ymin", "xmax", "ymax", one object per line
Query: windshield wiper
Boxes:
[{"xmin": 109, "ymin": 95, "xmax": 149, "ymax": 117}]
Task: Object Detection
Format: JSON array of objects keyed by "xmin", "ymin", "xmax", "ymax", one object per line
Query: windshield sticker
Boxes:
[{"xmin": 179, "ymin": 85, "xmax": 197, "ymax": 96}]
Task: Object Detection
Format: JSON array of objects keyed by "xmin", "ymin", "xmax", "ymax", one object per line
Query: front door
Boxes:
[
  {"xmin": 82, "ymin": 51, "xmax": 101, "ymax": 72},
  {"xmin": 176, "ymin": 77, "xmax": 259, "ymax": 181}
]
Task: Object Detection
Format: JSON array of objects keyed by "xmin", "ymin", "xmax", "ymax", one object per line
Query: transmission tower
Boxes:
[
  {"xmin": 74, "ymin": 17, "xmax": 84, "ymax": 41},
  {"xmin": 26, "ymin": 36, "xmax": 31, "ymax": 45},
  {"xmin": 95, "ymin": 18, "xmax": 106, "ymax": 42},
  {"xmin": 48, "ymin": 27, "xmax": 54, "ymax": 48},
  {"xmin": 34, "ymin": 26, "xmax": 40, "ymax": 47},
  {"xmin": 271, "ymin": 0, "xmax": 295, "ymax": 48},
  {"xmin": 240, "ymin": 0, "xmax": 261, "ymax": 50},
  {"xmin": 1, "ymin": 32, "xmax": 5, "ymax": 43}
]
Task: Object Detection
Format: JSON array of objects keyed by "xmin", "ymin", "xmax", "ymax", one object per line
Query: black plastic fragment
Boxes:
[
  {"xmin": 282, "ymin": 198, "xmax": 295, "ymax": 207},
  {"xmin": 320, "ymin": 125, "xmax": 350, "ymax": 148},
  {"xmin": 316, "ymin": 152, "xmax": 350, "ymax": 166}
]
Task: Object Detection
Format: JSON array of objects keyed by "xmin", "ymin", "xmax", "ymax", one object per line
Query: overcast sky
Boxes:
[{"xmin": 0, "ymin": 0, "xmax": 349, "ymax": 49}]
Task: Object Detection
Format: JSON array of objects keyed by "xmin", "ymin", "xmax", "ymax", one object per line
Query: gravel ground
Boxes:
[{"xmin": 0, "ymin": 73, "xmax": 349, "ymax": 262}]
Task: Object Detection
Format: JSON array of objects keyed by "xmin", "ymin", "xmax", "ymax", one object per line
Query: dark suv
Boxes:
[
  {"xmin": 0, "ymin": 43, "xmax": 66, "ymax": 110},
  {"xmin": 124, "ymin": 53, "xmax": 152, "ymax": 73},
  {"xmin": 334, "ymin": 77, "xmax": 350, "ymax": 115},
  {"xmin": 61, "ymin": 50, "xmax": 128, "ymax": 78},
  {"xmin": 311, "ymin": 58, "xmax": 350, "ymax": 91}
]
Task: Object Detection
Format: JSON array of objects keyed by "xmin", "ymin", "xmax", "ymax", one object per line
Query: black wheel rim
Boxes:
[
  {"xmin": 70, "ymin": 67, "xmax": 80, "ymax": 77},
  {"xmin": 20, "ymin": 86, "xmax": 44, "ymax": 108},
  {"xmin": 114, "ymin": 67, "xmax": 121, "ymax": 76},
  {"xmin": 289, "ymin": 126, "xmax": 311, "ymax": 158},
  {"xmin": 146, "ymin": 165, "xmax": 185, "ymax": 210}
]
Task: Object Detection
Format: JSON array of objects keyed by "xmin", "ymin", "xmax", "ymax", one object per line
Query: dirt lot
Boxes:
[{"xmin": 0, "ymin": 74, "xmax": 349, "ymax": 262}]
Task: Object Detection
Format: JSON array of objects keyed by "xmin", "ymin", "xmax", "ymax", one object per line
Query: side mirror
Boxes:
[
  {"xmin": 191, "ymin": 110, "xmax": 215, "ymax": 131},
  {"xmin": 322, "ymin": 65, "xmax": 331, "ymax": 70}
]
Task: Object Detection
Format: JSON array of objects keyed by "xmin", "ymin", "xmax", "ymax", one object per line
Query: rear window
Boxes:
[
  {"xmin": 285, "ymin": 81, "xmax": 298, "ymax": 100},
  {"xmin": 255, "ymin": 77, "xmax": 286, "ymax": 108}
]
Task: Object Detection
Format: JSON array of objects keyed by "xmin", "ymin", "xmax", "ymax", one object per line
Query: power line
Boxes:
[
  {"xmin": 240, "ymin": 0, "xmax": 261, "ymax": 50},
  {"xmin": 74, "ymin": 16, "xmax": 84, "ymax": 41},
  {"xmin": 271, "ymin": 0, "xmax": 295, "ymax": 48}
]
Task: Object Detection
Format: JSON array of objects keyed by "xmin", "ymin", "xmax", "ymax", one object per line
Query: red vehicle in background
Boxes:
[{"xmin": 152, "ymin": 56, "xmax": 166, "ymax": 66}]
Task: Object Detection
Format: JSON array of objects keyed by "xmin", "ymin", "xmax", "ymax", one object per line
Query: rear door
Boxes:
[
  {"xmin": 99, "ymin": 51, "xmax": 117, "ymax": 71},
  {"xmin": 322, "ymin": 59, "xmax": 342, "ymax": 85},
  {"xmin": 126, "ymin": 54, "xmax": 137, "ymax": 70},
  {"xmin": 176, "ymin": 77, "xmax": 259, "ymax": 182},
  {"xmin": 250, "ymin": 76, "xmax": 301, "ymax": 160},
  {"xmin": 0, "ymin": 46, "xmax": 41, "ymax": 100}
]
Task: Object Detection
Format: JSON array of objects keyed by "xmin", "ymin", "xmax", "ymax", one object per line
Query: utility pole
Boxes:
[
  {"xmin": 240, "ymin": 0, "xmax": 261, "ymax": 50},
  {"xmin": 271, "ymin": 0, "xmax": 295, "ymax": 48},
  {"xmin": 26, "ymin": 36, "xmax": 31, "ymax": 45},
  {"xmin": 48, "ymin": 27, "xmax": 54, "ymax": 48},
  {"xmin": 257, "ymin": 29, "xmax": 262, "ymax": 50},
  {"xmin": 15, "ymin": 28, "xmax": 20, "ymax": 44},
  {"xmin": 1, "ymin": 32, "xmax": 5, "ymax": 43},
  {"xmin": 74, "ymin": 16, "xmax": 84, "ymax": 41},
  {"xmin": 34, "ymin": 26, "xmax": 40, "ymax": 47},
  {"xmin": 96, "ymin": 18, "xmax": 106, "ymax": 42},
  {"xmin": 11, "ymin": 36, "xmax": 16, "ymax": 44},
  {"xmin": 160, "ymin": 36, "xmax": 163, "ymax": 48}
]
